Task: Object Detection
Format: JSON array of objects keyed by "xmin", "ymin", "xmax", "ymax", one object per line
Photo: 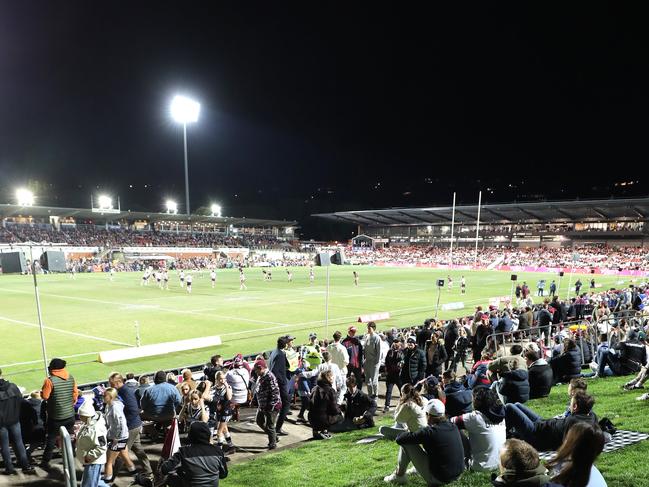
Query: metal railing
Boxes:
[{"xmin": 60, "ymin": 426, "xmax": 77, "ymax": 487}]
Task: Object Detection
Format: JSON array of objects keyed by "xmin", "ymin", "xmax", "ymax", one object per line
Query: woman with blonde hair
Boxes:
[
  {"xmin": 379, "ymin": 383, "xmax": 428, "ymax": 440},
  {"xmin": 212, "ymin": 370, "xmax": 234, "ymax": 452},
  {"xmin": 102, "ymin": 387, "xmax": 135, "ymax": 482}
]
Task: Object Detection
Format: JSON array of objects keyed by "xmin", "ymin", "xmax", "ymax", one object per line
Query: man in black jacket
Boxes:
[
  {"xmin": 383, "ymin": 399, "xmax": 464, "ymax": 485},
  {"xmin": 269, "ymin": 335, "xmax": 292, "ymax": 435},
  {"xmin": 400, "ymin": 337, "xmax": 426, "ymax": 385},
  {"xmin": 504, "ymin": 391, "xmax": 597, "ymax": 451},
  {"xmin": 160, "ymin": 422, "xmax": 228, "ymax": 487},
  {"xmin": 524, "ymin": 348, "xmax": 553, "ymax": 399},
  {"xmin": 536, "ymin": 304, "xmax": 552, "ymax": 346},
  {"xmin": 0, "ymin": 369, "xmax": 35, "ymax": 475},
  {"xmin": 331, "ymin": 376, "xmax": 376, "ymax": 431}
]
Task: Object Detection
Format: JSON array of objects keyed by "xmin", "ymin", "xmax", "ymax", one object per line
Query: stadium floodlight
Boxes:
[
  {"xmin": 97, "ymin": 195, "xmax": 113, "ymax": 210},
  {"xmin": 210, "ymin": 204, "xmax": 222, "ymax": 217},
  {"xmin": 166, "ymin": 200, "xmax": 178, "ymax": 214},
  {"xmin": 170, "ymin": 95, "xmax": 200, "ymax": 124},
  {"xmin": 170, "ymin": 94, "xmax": 201, "ymax": 216},
  {"xmin": 15, "ymin": 188, "xmax": 35, "ymax": 206}
]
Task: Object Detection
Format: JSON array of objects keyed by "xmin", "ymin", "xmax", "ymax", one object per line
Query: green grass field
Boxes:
[
  {"xmin": 0, "ymin": 266, "xmax": 624, "ymax": 390},
  {"xmin": 226, "ymin": 377, "xmax": 649, "ymax": 487}
]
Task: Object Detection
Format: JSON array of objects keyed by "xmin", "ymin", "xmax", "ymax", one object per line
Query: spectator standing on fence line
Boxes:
[
  {"xmin": 109, "ymin": 372, "xmax": 152, "ymax": 477},
  {"xmin": 102, "ymin": 387, "xmax": 136, "ymax": 482},
  {"xmin": 269, "ymin": 337, "xmax": 291, "ymax": 436},
  {"xmin": 141, "ymin": 371, "xmax": 182, "ymax": 423},
  {"xmin": 76, "ymin": 397, "xmax": 110, "ymax": 487},
  {"xmin": 364, "ymin": 322, "xmax": 382, "ymax": 400},
  {"xmin": 327, "ymin": 331, "xmax": 350, "ymax": 377},
  {"xmin": 343, "ymin": 326, "xmax": 364, "ymax": 389},
  {"xmin": 253, "ymin": 359, "xmax": 281, "ymax": 450},
  {"xmin": 0, "ymin": 368, "xmax": 36, "ymax": 475},
  {"xmin": 40, "ymin": 358, "xmax": 79, "ymax": 470}
]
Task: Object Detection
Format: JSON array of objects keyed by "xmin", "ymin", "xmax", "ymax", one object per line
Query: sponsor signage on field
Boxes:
[
  {"xmin": 357, "ymin": 312, "xmax": 391, "ymax": 323},
  {"xmin": 441, "ymin": 302, "xmax": 465, "ymax": 311}
]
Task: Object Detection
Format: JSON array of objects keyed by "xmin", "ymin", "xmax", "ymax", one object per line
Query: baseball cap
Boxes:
[
  {"xmin": 283, "ymin": 335, "xmax": 296, "ymax": 341},
  {"xmin": 425, "ymin": 399, "xmax": 445, "ymax": 417},
  {"xmin": 309, "ymin": 332, "xmax": 317, "ymax": 339},
  {"xmin": 78, "ymin": 397, "xmax": 96, "ymax": 417},
  {"xmin": 406, "ymin": 336, "xmax": 416, "ymax": 344},
  {"xmin": 348, "ymin": 325, "xmax": 357, "ymax": 333}
]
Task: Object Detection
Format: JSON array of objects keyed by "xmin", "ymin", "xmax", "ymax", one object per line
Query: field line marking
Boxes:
[
  {"xmin": 0, "ymin": 351, "xmax": 100, "ymax": 368},
  {"xmin": 0, "ymin": 315, "xmax": 133, "ymax": 347}
]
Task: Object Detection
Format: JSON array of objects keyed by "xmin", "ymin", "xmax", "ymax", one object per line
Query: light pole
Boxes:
[
  {"xmin": 170, "ymin": 95, "xmax": 200, "ymax": 216},
  {"xmin": 27, "ymin": 243, "xmax": 49, "ymax": 376}
]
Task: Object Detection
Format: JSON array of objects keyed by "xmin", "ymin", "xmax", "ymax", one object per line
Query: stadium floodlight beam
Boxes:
[
  {"xmin": 166, "ymin": 200, "xmax": 178, "ymax": 214},
  {"xmin": 170, "ymin": 94, "xmax": 201, "ymax": 216},
  {"xmin": 97, "ymin": 195, "xmax": 113, "ymax": 210},
  {"xmin": 210, "ymin": 204, "xmax": 222, "ymax": 217},
  {"xmin": 16, "ymin": 188, "xmax": 35, "ymax": 206}
]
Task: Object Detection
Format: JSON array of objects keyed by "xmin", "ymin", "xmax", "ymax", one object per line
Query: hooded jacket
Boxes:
[
  {"xmin": 0, "ymin": 378, "xmax": 22, "ymax": 427},
  {"xmin": 308, "ymin": 377, "xmax": 341, "ymax": 431},
  {"xmin": 528, "ymin": 360, "xmax": 553, "ymax": 399},
  {"xmin": 105, "ymin": 399, "xmax": 129, "ymax": 440},
  {"xmin": 444, "ymin": 381, "xmax": 473, "ymax": 417},
  {"xmin": 452, "ymin": 404, "xmax": 506, "ymax": 472},
  {"xmin": 41, "ymin": 368, "xmax": 79, "ymax": 421},
  {"xmin": 160, "ymin": 422, "xmax": 228, "ymax": 487},
  {"xmin": 76, "ymin": 411, "xmax": 108, "ymax": 465},
  {"xmin": 499, "ymin": 369, "xmax": 530, "ymax": 404}
]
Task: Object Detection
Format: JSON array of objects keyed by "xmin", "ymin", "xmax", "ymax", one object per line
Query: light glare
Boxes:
[
  {"xmin": 166, "ymin": 200, "xmax": 178, "ymax": 214},
  {"xmin": 97, "ymin": 195, "xmax": 113, "ymax": 210},
  {"xmin": 16, "ymin": 188, "xmax": 34, "ymax": 206},
  {"xmin": 210, "ymin": 204, "xmax": 222, "ymax": 217},
  {"xmin": 170, "ymin": 95, "xmax": 200, "ymax": 124}
]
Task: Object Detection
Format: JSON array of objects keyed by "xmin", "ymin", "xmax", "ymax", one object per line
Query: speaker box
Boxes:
[
  {"xmin": 559, "ymin": 271, "xmax": 565, "ymax": 277},
  {"xmin": 1, "ymin": 251, "xmax": 27, "ymax": 274},
  {"xmin": 330, "ymin": 251, "xmax": 344, "ymax": 265},
  {"xmin": 314, "ymin": 252, "xmax": 330, "ymax": 267},
  {"xmin": 41, "ymin": 250, "xmax": 67, "ymax": 272},
  {"xmin": 590, "ymin": 269, "xmax": 595, "ymax": 274},
  {"xmin": 510, "ymin": 274, "xmax": 518, "ymax": 281}
]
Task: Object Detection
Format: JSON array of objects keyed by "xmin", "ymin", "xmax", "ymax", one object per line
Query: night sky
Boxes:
[{"xmin": 0, "ymin": 3, "xmax": 647, "ymax": 239}]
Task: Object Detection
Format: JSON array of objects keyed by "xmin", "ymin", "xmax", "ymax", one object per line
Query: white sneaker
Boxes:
[
  {"xmin": 589, "ymin": 362, "xmax": 598, "ymax": 372},
  {"xmin": 405, "ymin": 466, "xmax": 419, "ymax": 476},
  {"xmin": 383, "ymin": 472, "xmax": 408, "ymax": 484},
  {"xmin": 636, "ymin": 393, "xmax": 649, "ymax": 401}
]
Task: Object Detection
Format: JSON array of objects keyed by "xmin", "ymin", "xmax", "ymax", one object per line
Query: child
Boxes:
[{"xmin": 76, "ymin": 397, "xmax": 110, "ymax": 487}]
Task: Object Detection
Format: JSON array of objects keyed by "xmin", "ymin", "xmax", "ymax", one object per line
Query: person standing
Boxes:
[
  {"xmin": 40, "ymin": 358, "xmax": 79, "ymax": 470},
  {"xmin": 102, "ymin": 388, "xmax": 135, "ymax": 483},
  {"xmin": 109, "ymin": 373, "xmax": 152, "ymax": 478},
  {"xmin": 253, "ymin": 360, "xmax": 281, "ymax": 450},
  {"xmin": 327, "ymin": 331, "xmax": 350, "ymax": 381},
  {"xmin": 342, "ymin": 326, "xmax": 364, "ymax": 390},
  {"xmin": 384, "ymin": 340, "xmax": 403, "ymax": 412},
  {"xmin": 549, "ymin": 280, "xmax": 557, "ymax": 297},
  {"xmin": 269, "ymin": 336, "xmax": 291, "ymax": 436},
  {"xmin": 0, "ymin": 369, "xmax": 35, "ymax": 475},
  {"xmin": 400, "ymin": 337, "xmax": 426, "ymax": 385},
  {"xmin": 364, "ymin": 322, "xmax": 382, "ymax": 400},
  {"xmin": 76, "ymin": 397, "xmax": 110, "ymax": 487}
]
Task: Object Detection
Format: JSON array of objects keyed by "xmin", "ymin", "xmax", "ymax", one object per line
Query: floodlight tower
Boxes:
[
  {"xmin": 16, "ymin": 188, "xmax": 35, "ymax": 206},
  {"xmin": 170, "ymin": 95, "xmax": 200, "ymax": 216},
  {"xmin": 210, "ymin": 204, "xmax": 222, "ymax": 217}
]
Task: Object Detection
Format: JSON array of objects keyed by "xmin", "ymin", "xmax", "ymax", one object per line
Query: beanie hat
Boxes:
[
  {"xmin": 48, "ymin": 358, "xmax": 66, "ymax": 370},
  {"xmin": 78, "ymin": 397, "xmax": 96, "ymax": 417},
  {"xmin": 425, "ymin": 399, "xmax": 445, "ymax": 417}
]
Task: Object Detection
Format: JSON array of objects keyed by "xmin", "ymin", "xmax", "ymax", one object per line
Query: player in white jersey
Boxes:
[
  {"xmin": 309, "ymin": 267, "xmax": 315, "ymax": 284},
  {"xmin": 353, "ymin": 270, "xmax": 359, "ymax": 286},
  {"xmin": 186, "ymin": 273, "xmax": 193, "ymax": 294},
  {"xmin": 163, "ymin": 270, "xmax": 170, "ymax": 290},
  {"xmin": 156, "ymin": 271, "xmax": 162, "ymax": 288},
  {"xmin": 461, "ymin": 275, "xmax": 466, "ymax": 294},
  {"xmin": 109, "ymin": 267, "xmax": 114, "ymax": 282},
  {"xmin": 210, "ymin": 270, "xmax": 217, "ymax": 288},
  {"xmin": 287, "ymin": 269, "xmax": 293, "ymax": 282},
  {"xmin": 447, "ymin": 275, "xmax": 453, "ymax": 290},
  {"xmin": 141, "ymin": 269, "xmax": 150, "ymax": 286},
  {"xmin": 239, "ymin": 268, "xmax": 247, "ymax": 290},
  {"xmin": 179, "ymin": 270, "xmax": 185, "ymax": 288},
  {"xmin": 68, "ymin": 264, "xmax": 76, "ymax": 279}
]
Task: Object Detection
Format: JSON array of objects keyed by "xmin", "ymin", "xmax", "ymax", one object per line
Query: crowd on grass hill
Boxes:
[{"xmin": 1, "ymin": 282, "xmax": 648, "ymax": 486}]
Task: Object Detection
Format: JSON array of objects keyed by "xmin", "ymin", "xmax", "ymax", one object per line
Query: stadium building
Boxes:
[{"xmin": 315, "ymin": 197, "xmax": 649, "ymax": 249}]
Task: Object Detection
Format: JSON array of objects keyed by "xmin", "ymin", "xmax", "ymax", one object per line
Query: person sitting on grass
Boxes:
[
  {"xmin": 547, "ymin": 422, "xmax": 607, "ymax": 487},
  {"xmin": 450, "ymin": 386, "xmax": 506, "ymax": 472},
  {"xmin": 556, "ymin": 378, "xmax": 587, "ymax": 418},
  {"xmin": 549, "ymin": 338, "xmax": 583, "ymax": 385},
  {"xmin": 525, "ymin": 346, "xmax": 553, "ymax": 399},
  {"xmin": 331, "ymin": 376, "xmax": 376, "ymax": 431},
  {"xmin": 505, "ymin": 391, "xmax": 598, "ymax": 452},
  {"xmin": 160, "ymin": 421, "xmax": 228, "ymax": 487},
  {"xmin": 442, "ymin": 371, "xmax": 472, "ymax": 418},
  {"xmin": 596, "ymin": 328, "xmax": 646, "ymax": 378},
  {"xmin": 490, "ymin": 439, "xmax": 559, "ymax": 487},
  {"xmin": 379, "ymin": 383, "xmax": 428, "ymax": 440},
  {"xmin": 383, "ymin": 399, "xmax": 465, "ymax": 485},
  {"xmin": 308, "ymin": 370, "xmax": 342, "ymax": 440},
  {"xmin": 488, "ymin": 345, "xmax": 530, "ymax": 405}
]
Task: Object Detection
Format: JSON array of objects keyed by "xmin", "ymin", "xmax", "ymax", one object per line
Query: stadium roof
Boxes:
[
  {"xmin": 313, "ymin": 197, "xmax": 649, "ymax": 226},
  {"xmin": 0, "ymin": 204, "xmax": 295, "ymax": 227}
]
